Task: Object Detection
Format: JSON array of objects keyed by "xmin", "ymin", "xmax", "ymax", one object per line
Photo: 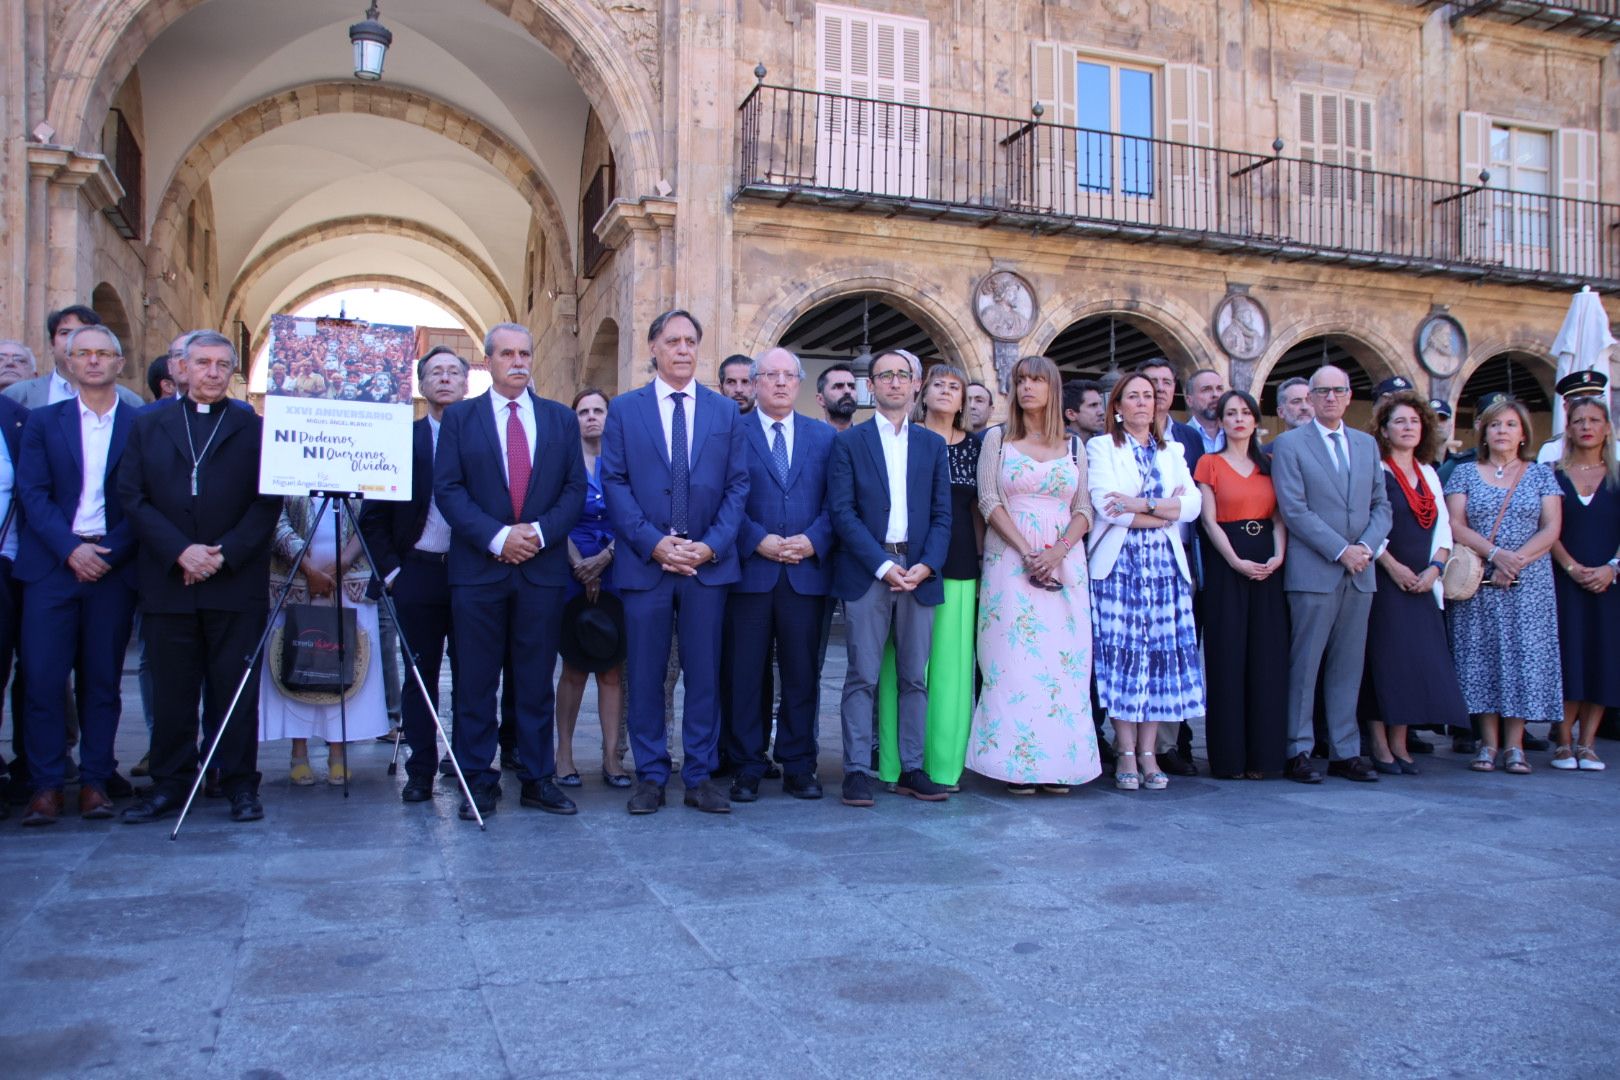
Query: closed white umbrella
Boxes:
[{"xmin": 1549, "ymin": 285, "xmax": 1617, "ymax": 442}]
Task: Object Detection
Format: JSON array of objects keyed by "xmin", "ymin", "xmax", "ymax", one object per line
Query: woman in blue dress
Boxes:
[
  {"xmin": 1549, "ymin": 396, "xmax": 1620, "ymax": 771},
  {"xmin": 553, "ymin": 389, "xmax": 630, "ymax": 787}
]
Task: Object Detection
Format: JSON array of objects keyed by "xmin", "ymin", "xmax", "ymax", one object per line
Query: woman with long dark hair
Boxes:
[
  {"xmin": 1193, "ymin": 389, "xmax": 1288, "ymax": 779},
  {"xmin": 1361, "ymin": 391, "xmax": 1467, "ymax": 774}
]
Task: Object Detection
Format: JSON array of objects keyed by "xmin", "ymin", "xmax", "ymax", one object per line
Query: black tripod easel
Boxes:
[{"xmin": 171, "ymin": 490, "xmax": 484, "ymax": 838}]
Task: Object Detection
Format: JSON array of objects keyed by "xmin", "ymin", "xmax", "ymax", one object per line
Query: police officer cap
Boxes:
[
  {"xmin": 1373, "ymin": 376, "xmax": 1413, "ymax": 397},
  {"xmin": 1428, "ymin": 399, "xmax": 1453, "ymax": 419},
  {"xmin": 1555, "ymin": 369, "xmax": 1609, "ymax": 400}
]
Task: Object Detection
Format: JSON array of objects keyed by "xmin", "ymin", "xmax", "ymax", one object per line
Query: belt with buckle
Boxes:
[
  {"xmin": 1237, "ymin": 519, "xmax": 1265, "ymax": 537},
  {"xmin": 881, "ymin": 542, "xmax": 908, "ymax": 555},
  {"xmin": 409, "ymin": 549, "xmax": 449, "ymax": 563},
  {"xmin": 74, "ymin": 533, "xmax": 105, "ymax": 544}
]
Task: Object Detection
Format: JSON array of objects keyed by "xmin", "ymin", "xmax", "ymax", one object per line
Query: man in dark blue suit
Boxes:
[
  {"xmin": 362, "ymin": 346, "xmax": 467, "ymax": 802},
  {"xmin": 600, "ymin": 309, "xmax": 749, "ymax": 815},
  {"xmin": 0, "ymin": 388, "xmax": 28, "ymax": 816},
  {"xmin": 434, "ymin": 324, "xmax": 585, "ymax": 821},
  {"xmin": 14, "ymin": 326, "xmax": 138, "ymax": 824},
  {"xmin": 829, "ymin": 348, "xmax": 952, "ymax": 808},
  {"xmin": 719, "ymin": 347, "xmax": 835, "ymax": 803}
]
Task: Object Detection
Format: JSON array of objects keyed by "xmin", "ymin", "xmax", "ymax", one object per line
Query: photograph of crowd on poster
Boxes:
[{"xmin": 263, "ymin": 315, "xmax": 416, "ymax": 405}]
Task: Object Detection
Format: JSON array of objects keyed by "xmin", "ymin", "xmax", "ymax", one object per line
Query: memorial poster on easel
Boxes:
[{"xmin": 259, "ymin": 314, "xmax": 415, "ymax": 501}]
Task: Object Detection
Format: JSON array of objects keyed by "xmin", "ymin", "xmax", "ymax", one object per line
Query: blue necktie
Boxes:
[
  {"xmin": 771, "ymin": 421, "xmax": 789, "ymax": 485},
  {"xmin": 670, "ymin": 391, "xmax": 689, "ymax": 536}
]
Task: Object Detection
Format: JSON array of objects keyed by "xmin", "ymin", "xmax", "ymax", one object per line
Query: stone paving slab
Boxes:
[{"xmin": 1, "ymin": 646, "xmax": 1617, "ymax": 1078}]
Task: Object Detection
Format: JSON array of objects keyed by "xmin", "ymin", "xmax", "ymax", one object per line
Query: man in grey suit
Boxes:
[
  {"xmin": 1271, "ymin": 365, "xmax": 1391, "ymax": 784},
  {"xmin": 5, "ymin": 305, "xmax": 144, "ymax": 410}
]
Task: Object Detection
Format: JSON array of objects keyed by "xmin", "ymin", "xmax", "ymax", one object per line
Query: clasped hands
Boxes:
[
  {"xmin": 67, "ymin": 542, "xmax": 114, "ymax": 584},
  {"xmin": 652, "ymin": 535, "xmax": 713, "ymax": 577},
  {"xmin": 497, "ymin": 524, "xmax": 542, "ymax": 565},
  {"xmin": 1232, "ymin": 554, "xmax": 1284, "ymax": 583},
  {"xmin": 1020, "ymin": 544, "xmax": 1068, "ymax": 590},
  {"xmin": 1338, "ymin": 543, "xmax": 1374, "ymax": 575},
  {"xmin": 1378, "ymin": 558, "xmax": 1440, "ymax": 594},
  {"xmin": 881, "ymin": 562, "xmax": 933, "ymax": 593},
  {"xmin": 177, "ymin": 543, "xmax": 224, "ymax": 587},
  {"xmin": 1565, "ymin": 560, "xmax": 1616, "ymax": 594},
  {"xmin": 756, "ymin": 534, "xmax": 815, "ymax": 564}
]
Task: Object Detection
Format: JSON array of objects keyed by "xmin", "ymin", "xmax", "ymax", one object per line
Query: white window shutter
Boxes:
[
  {"xmin": 1458, "ymin": 112, "xmax": 1492, "ymax": 260},
  {"xmin": 1557, "ymin": 127, "xmax": 1599, "ymax": 277},
  {"xmin": 1459, "ymin": 111, "xmax": 1490, "ymax": 184},
  {"xmin": 815, "ymin": 4, "xmax": 929, "ymax": 197},
  {"xmin": 1029, "ymin": 41, "xmax": 1068, "ymax": 210},
  {"xmin": 1166, "ymin": 64, "xmax": 1214, "ymax": 230}
]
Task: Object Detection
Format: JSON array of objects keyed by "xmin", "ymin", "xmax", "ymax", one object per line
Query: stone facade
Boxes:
[{"xmin": 0, "ymin": 0, "xmax": 1613, "ymax": 413}]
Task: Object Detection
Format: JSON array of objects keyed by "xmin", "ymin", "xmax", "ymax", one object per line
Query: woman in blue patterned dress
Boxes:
[
  {"xmin": 1085, "ymin": 372, "xmax": 1205, "ymax": 791},
  {"xmin": 1444, "ymin": 394, "xmax": 1563, "ymax": 775},
  {"xmin": 966, "ymin": 355, "xmax": 1098, "ymax": 794}
]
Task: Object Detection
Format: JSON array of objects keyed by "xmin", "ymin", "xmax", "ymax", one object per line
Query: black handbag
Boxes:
[{"xmin": 279, "ymin": 603, "xmax": 359, "ymax": 692}]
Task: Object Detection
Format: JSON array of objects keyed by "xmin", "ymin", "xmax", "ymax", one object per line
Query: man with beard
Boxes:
[
  {"xmin": 1172, "ymin": 367, "xmax": 1227, "ymax": 475},
  {"xmin": 1062, "ymin": 379, "xmax": 1105, "ymax": 442},
  {"xmin": 719, "ymin": 354, "xmax": 756, "ymax": 414},
  {"xmin": 817, "ymin": 364, "xmax": 858, "ymax": 433}
]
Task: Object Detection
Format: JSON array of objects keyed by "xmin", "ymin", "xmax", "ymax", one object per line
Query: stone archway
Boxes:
[
  {"xmin": 581, "ymin": 317, "xmax": 620, "ymax": 395},
  {"xmin": 49, "ymin": 0, "xmax": 663, "ymax": 196},
  {"xmin": 1254, "ymin": 317, "xmax": 1407, "ymax": 394},
  {"xmin": 147, "ymin": 83, "xmax": 574, "ymax": 290},
  {"xmin": 250, "ymin": 275, "xmax": 487, "ymax": 371},
  {"xmin": 221, "ymin": 216, "xmax": 517, "ymax": 334},
  {"xmin": 744, "ymin": 271, "xmax": 985, "ymax": 385},
  {"xmin": 90, "ymin": 281, "xmax": 132, "ymax": 350}
]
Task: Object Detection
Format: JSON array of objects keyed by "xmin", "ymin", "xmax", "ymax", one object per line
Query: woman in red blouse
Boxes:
[{"xmin": 1194, "ymin": 390, "xmax": 1289, "ymax": 779}]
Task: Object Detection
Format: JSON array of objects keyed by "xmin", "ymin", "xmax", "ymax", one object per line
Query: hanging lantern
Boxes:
[{"xmin": 349, "ymin": 2, "xmax": 393, "ymax": 81}]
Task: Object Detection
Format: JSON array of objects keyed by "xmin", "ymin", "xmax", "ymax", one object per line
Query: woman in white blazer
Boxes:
[
  {"xmin": 1085, "ymin": 372, "xmax": 1205, "ymax": 791},
  {"xmin": 1360, "ymin": 391, "xmax": 1468, "ymax": 773}
]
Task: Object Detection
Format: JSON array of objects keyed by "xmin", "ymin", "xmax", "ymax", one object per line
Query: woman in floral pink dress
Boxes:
[{"xmin": 965, "ymin": 355, "xmax": 1101, "ymax": 794}]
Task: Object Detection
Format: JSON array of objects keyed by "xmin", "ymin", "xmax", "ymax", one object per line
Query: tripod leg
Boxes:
[
  {"xmin": 333, "ymin": 503, "xmax": 349, "ymax": 800},
  {"xmin": 387, "ymin": 716, "xmax": 405, "ymax": 776},
  {"xmin": 341, "ymin": 501, "xmax": 482, "ymax": 827},
  {"xmin": 172, "ymin": 498, "xmax": 336, "ymax": 840}
]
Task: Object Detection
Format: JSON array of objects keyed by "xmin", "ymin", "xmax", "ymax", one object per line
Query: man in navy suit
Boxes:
[
  {"xmin": 0, "ymin": 387, "xmax": 28, "ymax": 815},
  {"xmin": 362, "ymin": 346, "xmax": 467, "ymax": 802},
  {"xmin": 719, "ymin": 347, "xmax": 835, "ymax": 802},
  {"xmin": 14, "ymin": 326, "xmax": 138, "ymax": 824},
  {"xmin": 600, "ymin": 309, "xmax": 749, "ymax": 815},
  {"xmin": 434, "ymin": 324, "xmax": 585, "ymax": 821},
  {"xmin": 828, "ymin": 348, "xmax": 952, "ymax": 808}
]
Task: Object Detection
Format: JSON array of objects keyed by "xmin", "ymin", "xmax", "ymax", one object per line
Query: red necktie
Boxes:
[{"xmin": 506, "ymin": 401, "xmax": 530, "ymax": 520}]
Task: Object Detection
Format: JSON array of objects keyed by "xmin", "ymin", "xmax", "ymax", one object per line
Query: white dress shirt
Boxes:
[
  {"xmin": 758, "ymin": 408, "xmax": 795, "ymax": 463},
  {"xmin": 48, "ymin": 370, "xmax": 75, "ymax": 405},
  {"xmin": 0, "ymin": 429, "xmax": 16, "ymax": 560},
  {"xmin": 415, "ymin": 416, "xmax": 452, "ymax": 554},
  {"xmin": 70, "ymin": 397, "xmax": 119, "ymax": 537},
  {"xmin": 654, "ymin": 375, "xmax": 697, "ymax": 463},
  {"xmin": 874, "ymin": 412, "xmax": 910, "ymax": 580},
  {"xmin": 486, "ymin": 390, "xmax": 545, "ymax": 556}
]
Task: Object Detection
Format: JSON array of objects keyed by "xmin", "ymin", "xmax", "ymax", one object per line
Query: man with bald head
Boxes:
[
  {"xmin": 1271, "ymin": 364, "xmax": 1391, "ymax": 784},
  {"xmin": 718, "ymin": 347, "xmax": 836, "ymax": 801}
]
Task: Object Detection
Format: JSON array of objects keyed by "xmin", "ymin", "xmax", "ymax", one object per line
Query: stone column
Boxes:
[
  {"xmin": 597, "ymin": 196, "xmax": 678, "ymax": 389},
  {"xmin": 25, "ymin": 147, "xmax": 124, "ymax": 371},
  {"xmin": 671, "ymin": 2, "xmax": 736, "ymax": 364}
]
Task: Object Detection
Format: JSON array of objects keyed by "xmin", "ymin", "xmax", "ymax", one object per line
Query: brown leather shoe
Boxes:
[
  {"xmin": 79, "ymin": 785, "xmax": 115, "ymax": 819},
  {"xmin": 22, "ymin": 789, "xmax": 64, "ymax": 826}
]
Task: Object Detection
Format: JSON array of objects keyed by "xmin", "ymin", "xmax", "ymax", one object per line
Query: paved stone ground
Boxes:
[{"xmin": 1, "ymin": 635, "xmax": 1617, "ymax": 1079}]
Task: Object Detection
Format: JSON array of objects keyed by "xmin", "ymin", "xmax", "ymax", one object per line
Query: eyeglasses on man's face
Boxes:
[
  {"xmin": 71, "ymin": 349, "xmax": 120, "ymax": 362},
  {"xmin": 756, "ymin": 370, "xmax": 799, "ymax": 384},
  {"xmin": 1310, "ymin": 386, "xmax": 1351, "ymax": 398},
  {"xmin": 872, "ymin": 369, "xmax": 913, "ymax": 385}
]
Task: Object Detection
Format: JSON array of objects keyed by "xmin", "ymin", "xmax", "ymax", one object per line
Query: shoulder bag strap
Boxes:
[{"xmin": 1484, "ymin": 466, "xmax": 1528, "ymax": 547}]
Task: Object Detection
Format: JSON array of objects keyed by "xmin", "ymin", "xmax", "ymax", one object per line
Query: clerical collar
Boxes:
[{"xmin": 186, "ymin": 397, "xmax": 217, "ymax": 414}]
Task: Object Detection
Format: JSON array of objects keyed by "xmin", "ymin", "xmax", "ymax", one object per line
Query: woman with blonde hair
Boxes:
[
  {"xmin": 1549, "ymin": 394, "xmax": 1620, "ymax": 770},
  {"xmin": 1444, "ymin": 394, "xmax": 1563, "ymax": 774},
  {"xmin": 966, "ymin": 355, "xmax": 1099, "ymax": 793},
  {"xmin": 1085, "ymin": 370, "xmax": 1204, "ymax": 791}
]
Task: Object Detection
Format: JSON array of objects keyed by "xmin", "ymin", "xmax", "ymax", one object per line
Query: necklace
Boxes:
[
  {"xmin": 1492, "ymin": 458, "xmax": 1518, "ymax": 480},
  {"xmin": 183, "ymin": 405, "xmax": 226, "ymax": 496}
]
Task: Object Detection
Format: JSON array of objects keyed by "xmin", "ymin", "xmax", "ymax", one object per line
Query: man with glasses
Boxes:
[
  {"xmin": 1271, "ymin": 365, "xmax": 1391, "ymax": 784},
  {"xmin": 828, "ymin": 349, "xmax": 952, "ymax": 808},
  {"xmin": 719, "ymin": 348, "xmax": 836, "ymax": 802},
  {"xmin": 13, "ymin": 326, "xmax": 138, "ymax": 824},
  {"xmin": 0, "ymin": 341, "xmax": 36, "ymax": 393}
]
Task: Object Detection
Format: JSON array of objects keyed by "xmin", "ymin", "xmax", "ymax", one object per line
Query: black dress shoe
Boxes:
[
  {"xmin": 520, "ymin": 779, "xmax": 578, "ymax": 815},
  {"xmin": 1284, "ymin": 754, "xmax": 1322, "ymax": 784},
  {"xmin": 1397, "ymin": 757, "xmax": 1421, "ymax": 776},
  {"xmin": 400, "ymin": 776, "xmax": 434, "ymax": 802},
  {"xmin": 121, "ymin": 791, "xmax": 182, "ymax": 823},
  {"xmin": 103, "ymin": 771, "xmax": 134, "ymax": 799},
  {"xmin": 627, "ymin": 780, "xmax": 665, "ymax": 815},
  {"xmin": 729, "ymin": 776, "xmax": 761, "ymax": 803},
  {"xmin": 459, "ymin": 784, "xmax": 499, "ymax": 821},
  {"xmin": 1406, "ymin": 733, "xmax": 1434, "ymax": 755},
  {"xmin": 1327, "ymin": 756, "xmax": 1379, "ymax": 782},
  {"xmin": 1158, "ymin": 750, "xmax": 1198, "ymax": 777},
  {"xmin": 1522, "ymin": 732, "xmax": 1551, "ymax": 752},
  {"xmin": 229, "ymin": 790, "xmax": 264, "ymax": 822},
  {"xmin": 783, "ymin": 773, "xmax": 823, "ymax": 800},
  {"xmin": 1372, "ymin": 757, "xmax": 1402, "ymax": 776},
  {"xmin": 895, "ymin": 768, "xmax": 949, "ymax": 801},
  {"xmin": 683, "ymin": 779, "xmax": 731, "ymax": 814},
  {"xmin": 841, "ymin": 772, "xmax": 875, "ymax": 807}
]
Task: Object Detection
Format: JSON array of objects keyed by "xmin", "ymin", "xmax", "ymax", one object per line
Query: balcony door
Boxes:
[
  {"xmin": 815, "ymin": 5, "xmax": 929, "ymax": 198},
  {"xmin": 1296, "ymin": 89, "xmax": 1378, "ymax": 252},
  {"xmin": 1460, "ymin": 113, "xmax": 1600, "ymax": 277}
]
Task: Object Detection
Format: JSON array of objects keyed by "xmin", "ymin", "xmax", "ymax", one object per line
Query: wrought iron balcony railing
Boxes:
[
  {"xmin": 1424, "ymin": 1, "xmax": 1620, "ymax": 41},
  {"xmin": 736, "ymin": 84, "xmax": 1620, "ymax": 292}
]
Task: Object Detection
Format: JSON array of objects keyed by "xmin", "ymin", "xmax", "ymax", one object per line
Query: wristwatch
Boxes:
[{"xmin": 1145, "ymin": 497, "xmax": 1158, "ymax": 515}]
